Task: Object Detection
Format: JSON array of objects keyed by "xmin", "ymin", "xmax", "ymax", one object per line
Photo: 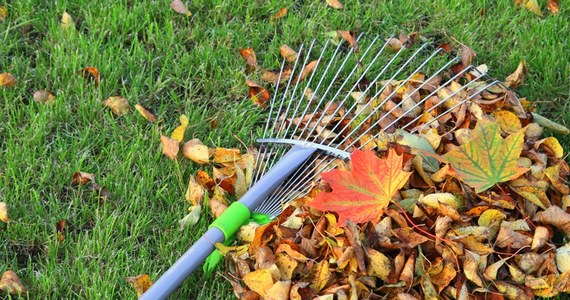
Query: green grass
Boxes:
[{"xmin": 0, "ymin": 0, "xmax": 568, "ymax": 299}]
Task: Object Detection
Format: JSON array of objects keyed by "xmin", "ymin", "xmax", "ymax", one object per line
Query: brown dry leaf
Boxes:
[
  {"xmin": 337, "ymin": 30, "xmax": 358, "ymax": 51},
  {"xmin": 126, "ymin": 274, "xmax": 153, "ymax": 298},
  {"xmin": 134, "ymin": 104, "xmax": 157, "ymax": 122},
  {"xmin": 295, "ymin": 60, "xmax": 319, "ymax": 83},
  {"xmin": 33, "ymin": 90, "xmax": 55, "ymax": 104},
  {"xmin": 0, "ymin": 270, "xmax": 26, "ymax": 295},
  {"xmin": 61, "ymin": 12, "xmax": 74, "ymax": 31},
  {"xmin": 160, "ymin": 135, "xmax": 179, "ymax": 160},
  {"xmin": 171, "ymin": 114, "xmax": 189, "ymax": 143},
  {"xmin": 326, "ymin": 0, "xmax": 344, "ymax": 9},
  {"xmin": 393, "ymin": 228, "xmax": 430, "ymax": 248},
  {"xmin": 387, "ymin": 38, "xmax": 403, "ymax": 51},
  {"xmin": 547, "ymin": 0, "xmax": 559, "ymax": 15},
  {"xmin": 0, "ymin": 73, "xmax": 16, "ymax": 87},
  {"xmin": 82, "ymin": 66, "xmax": 100, "ymax": 86},
  {"xmin": 246, "ymin": 80, "xmax": 271, "ymax": 108},
  {"xmin": 72, "ymin": 171, "xmax": 95, "ymax": 185},
  {"xmin": 196, "ymin": 170, "xmax": 215, "ymax": 191},
  {"xmin": 505, "ymin": 61, "xmax": 527, "ymax": 89},
  {"xmin": 460, "ymin": 45, "xmax": 477, "ymax": 66},
  {"xmin": 276, "ymin": 244, "xmax": 308, "ymax": 262},
  {"xmin": 170, "ymin": 0, "xmax": 192, "ymax": 16},
  {"xmin": 525, "ymin": 0, "xmax": 542, "ymax": 16},
  {"xmin": 182, "ymin": 139, "xmax": 210, "ymax": 164},
  {"xmin": 185, "ymin": 174, "xmax": 204, "ymax": 206},
  {"xmin": 0, "ymin": 202, "xmax": 8, "ymax": 223},
  {"xmin": 271, "ymin": 7, "xmax": 288, "ymax": 20},
  {"xmin": 0, "ymin": 6, "xmax": 7, "ymax": 22},
  {"xmin": 104, "ymin": 96, "xmax": 130, "ymax": 116},
  {"xmin": 279, "ymin": 45, "xmax": 298, "ymax": 62},
  {"xmin": 239, "ymin": 48, "xmax": 257, "ymax": 70},
  {"xmin": 464, "ymin": 250, "xmax": 485, "ymax": 287},
  {"xmin": 496, "ymin": 224, "xmax": 532, "ymax": 249},
  {"xmin": 56, "ymin": 219, "xmax": 66, "ymax": 242},
  {"xmin": 534, "ymin": 206, "xmax": 570, "ymax": 237},
  {"xmin": 243, "ymin": 269, "xmax": 274, "ymax": 298}
]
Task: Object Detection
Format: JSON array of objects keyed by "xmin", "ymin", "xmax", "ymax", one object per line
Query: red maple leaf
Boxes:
[{"xmin": 308, "ymin": 149, "xmax": 412, "ymax": 226}]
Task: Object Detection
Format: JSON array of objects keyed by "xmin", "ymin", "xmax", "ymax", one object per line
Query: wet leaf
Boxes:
[
  {"xmin": 134, "ymin": 104, "xmax": 157, "ymax": 122},
  {"xmin": 171, "ymin": 114, "xmax": 188, "ymax": 143},
  {"xmin": 182, "ymin": 139, "xmax": 210, "ymax": 164},
  {"xmin": 326, "ymin": 0, "xmax": 344, "ymax": 9},
  {"xmin": 33, "ymin": 90, "xmax": 55, "ymax": 104},
  {"xmin": 82, "ymin": 66, "xmax": 100, "ymax": 86},
  {"xmin": 126, "ymin": 274, "xmax": 153, "ymax": 298},
  {"xmin": 0, "ymin": 202, "xmax": 8, "ymax": 223},
  {"xmin": 308, "ymin": 149, "xmax": 412, "ymax": 226},
  {"xmin": 271, "ymin": 7, "xmax": 287, "ymax": 20},
  {"xmin": 504, "ymin": 61, "xmax": 527, "ymax": 89},
  {"xmin": 524, "ymin": 0, "xmax": 542, "ymax": 16},
  {"xmin": 103, "ymin": 96, "xmax": 130, "ymax": 116},
  {"xmin": 279, "ymin": 45, "xmax": 298, "ymax": 62},
  {"xmin": 61, "ymin": 12, "xmax": 74, "ymax": 31},
  {"xmin": 246, "ymin": 80, "xmax": 271, "ymax": 108},
  {"xmin": 547, "ymin": 0, "xmax": 559, "ymax": 15},
  {"xmin": 160, "ymin": 135, "xmax": 179, "ymax": 160},
  {"xmin": 0, "ymin": 270, "xmax": 26, "ymax": 295},
  {"xmin": 0, "ymin": 73, "xmax": 16, "ymax": 86},
  {"xmin": 442, "ymin": 119, "xmax": 527, "ymax": 193},
  {"xmin": 170, "ymin": 0, "xmax": 192, "ymax": 16}
]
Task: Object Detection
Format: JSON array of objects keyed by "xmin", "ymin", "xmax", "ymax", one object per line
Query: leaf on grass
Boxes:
[
  {"xmin": 160, "ymin": 135, "xmax": 179, "ymax": 160},
  {"xmin": 179, "ymin": 205, "xmax": 201, "ymax": 229},
  {"xmin": 309, "ymin": 149, "xmax": 412, "ymax": 226},
  {"xmin": 387, "ymin": 38, "xmax": 403, "ymax": 51},
  {"xmin": 442, "ymin": 119, "xmax": 527, "ymax": 193},
  {"xmin": 170, "ymin": 0, "xmax": 192, "ymax": 16},
  {"xmin": 271, "ymin": 7, "xmax": 287, "ymax": 20},
  {"xmin": 295, "ymin": 60, "xmax": 319, "ymax": 83},
  {"xmin": 56, "ymin": 219, "xmax": 66, "ymax": 242},
  {"xmin": 126, "ymin": 274, "xmax": 153, "ymax": 298},
  {"xmin": 0, "ymin": 6, "xmax": 7, "ymax": 22},
  {"xmin": 0, "ymin": 73, "xmax": 16, "ymax": 86},
  {"xmin": 0, "ymin": 270, "xmax": 26, "ymax": 295},
  {"xmin": 460, "ymin": 45, "xmax": 476, "ymax": 66},
  {"xmin": 171, "ymin": 114, "xmax": 188, "ymax": 143},
  {"xmin": 185, "ymin": 174, "xmax": 205, "ymax": 206},
  {"xmin": 0, "ymin": 202, "xmax": 8, "ymax": 223},
  {"xmin": 33, "ymin": 90, "xmax": 55, "ymax": 104},
  {"xmin": 524, "ymin": 0, "xmax": 542, "ymax": 16},
  {"xmin": 61, "ymin": 12, "xmax": 74, "ymax": 31},
  {"xmin": 337, "ymin": 30, "xmax": 358, "ymax": 52},
  {"xmin": 82, "ymin": 66, "xmax": 100, "ymax": 86},
  {"xmin": 547, "ymin": 0, "xmax": 559, "ymax": 15},
  {"xmin": 238, "ymin": 48, "xmax": 257, "ymax": 71},
  {"xmin": 72, "ymin": 172, "xmax": 95, "ymax": 185},
  {"xmin": 182, "ymin": 139, "xmax": 210, "ymax": 164},
  {"xmin": 279, "ymin": 45, "xmax": 298, "ymax": 62},
  {"xmin": 104, "ymin": 96, "xmax": 130, "ymax": 116},
  {"xmin": 246, "ymin": 80, "xmax": 271, "ymax": 108},
  {"xmin": 326, "ymin": 0, "xmax": 344, "ymax": 9},
  {"xmin": 504, "ymin": 61, "xmax": 527, "ymax": 89},
  {"xmin": 134, "ymin": 104, "xmax": 156, "ymax": 122}
]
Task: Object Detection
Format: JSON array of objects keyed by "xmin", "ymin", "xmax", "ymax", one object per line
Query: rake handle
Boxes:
[{"xmin": 140, "ymin": 145, "xmax": 316, "ymax": 299}]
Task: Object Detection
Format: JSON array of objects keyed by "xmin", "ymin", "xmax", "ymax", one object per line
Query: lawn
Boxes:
[{"xmin": 0, "ymin": 0, "xmax": 568, "ymax": 299}]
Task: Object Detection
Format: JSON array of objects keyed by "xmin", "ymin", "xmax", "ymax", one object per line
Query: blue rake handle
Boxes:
[{"xmin": 140, "ymin": 145, "xmax": 316, "ymax": 299}]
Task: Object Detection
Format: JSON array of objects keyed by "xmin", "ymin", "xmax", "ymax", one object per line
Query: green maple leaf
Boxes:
[{"xmin": 443, "ymin": 119, "xmax": 527, "ymax": 193}]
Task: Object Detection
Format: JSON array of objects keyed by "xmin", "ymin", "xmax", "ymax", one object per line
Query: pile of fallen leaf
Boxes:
[{"xmin": 200, "ymin": 38, "xmax": 570, "ymax": 300}]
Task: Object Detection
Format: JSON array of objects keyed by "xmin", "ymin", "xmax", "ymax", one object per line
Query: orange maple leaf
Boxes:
[{"xmin": 308, "ymin": 149, "xmax": 412, "ymax": 226}]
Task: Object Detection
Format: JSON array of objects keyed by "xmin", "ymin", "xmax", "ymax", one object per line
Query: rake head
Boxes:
[{"xmin": 251, "ymin": 33, "xmax": 510, "ymax": 217}]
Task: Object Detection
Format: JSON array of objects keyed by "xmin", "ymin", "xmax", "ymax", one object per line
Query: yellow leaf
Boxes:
[
  {"xmin": 171, "ymin": 114, "xmax": 188, "ymax": 142},
  {"xmin": 492, "ymin": 110, "xmax": 522, "ymax": 134},
  {"xmin": 33, "ymin": 90, "xmax": 55, "ymax": 104},
  {"xmin": 170, "ymin": 0, "xmax": 192, "ymax": 16},
  {"xmin": 185, "ymin": 174, "xmax": 204, "ymax": 206},
  {"xmin": 182, "ymin": 139, "xmax": 210, "ymax": 164},
  {"xmin": 103, "ymin": 96, "xmax": 130, "ymax": 116},
  {"xmin": 126, "ymin": 274, "xmax": 153, "ymax": 298},
  {"xmin": 366, "ymin": 248, "xmax": 392, "ymax": 281},
  {"xmin": 0, "ymin": 6, "xmax": 7, "ymax": 22},
  {"xmin": 0, "ymin": 73, "xmax": 17, "ymax": 86},
  {"xmin": 524, "ymin": 0, "xmax": 542, "ymax": 16},
  {"xmin": 214, "ymin": 242, "xmax": 249, "ymax": 256},
  {"xmin": 419, "ymin": 193, "xmax": 461, "ymax": 210},
  {"xmin": 0, "ymin": 202, "xmax": 8, "ymax": 223},
  {"xmin": 160, "ymin": 135, "xmax": 179, "ymax": 160},
  {"xmin": 0, "ymin": 270, "xmax": 25, "ymax": 295},
  {"xmin": 266, "ymin": 281, "xmax": 292, "ymax": 300},
  {"xmin": 61, "ymin": 11, "xmax": 74, "ymax": 30},
  {"xmin": 134, "ymin": 104, "xmax": 157, "ymax": 122},
  {"xmin": 310, "ymin": 260, "xmax": 331, "ymax": 292},
  {"xmin": 326, "ymin": 0, "xmax": 344, "ymax": 9},
  {"xmin": 243, "ymin": 269, "xmax": 274, "ymax": 298},
  {"xmin": 536, "ymin": 136, "xmax": 563, "ymax": 158}
]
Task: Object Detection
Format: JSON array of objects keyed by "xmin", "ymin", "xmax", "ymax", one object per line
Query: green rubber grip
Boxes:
[{"xmin": 209, "ymin": 202, "xmax": 251, "ymax": 241}]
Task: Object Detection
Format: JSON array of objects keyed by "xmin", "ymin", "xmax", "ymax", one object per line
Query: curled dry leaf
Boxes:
[
  {"xmin": 326, "ymin": 0, "xmax": 344, "ymax": 9},
  {"xmin": 0, "ymin": 270, "xmax": 26, "ymax": 295},
  {"xmin": 246, "ymin": 80, "xmax": 271, "ymax": 108},
  {"xmin": 279, "ymin": 44, "xmax": 298, "ymax": 62},
  {"xmin": 0, "ymin": 73, "xmax": 17, "ymax": 86},
  {"xmin": 72, "ymin": 171, "xmax": 95, "ymax": 185},
  {"xmin": 61, "ymin": 12, "xmax": 74, "ymax": 31},
  {"xmin": 33, "ymin": 90, "xmax": 55, "ymax": 104},
  {"xmin": 134, "ymin": 104, "xmax": 157, "ymax": 122},
  {"xmin": 239, "ymin": 48, "xmax": 257, "ymax": 70},
  {"xmin": 170, "ymin": 0, "xmax": 192, "ymax": 16},
  {"xmin": 533, "ymin": 206, "xmax": 570, "ymax": 237},
  {"xmin": 337, "ymin": 30, "xmax": 358, "ymax": 52},
  {"xmin": 0, "ymin": 202, "xmax": 8, "ymax": 223},
  {"xmin": 185, "ymin": 174, "xmax": 205, "ymax": 206},
  {"xmin": 504, "ymin": 61, "xmax": 527, "ymax": 89},
  {"xmin": 271, "ymin": 7, "xmax": 287, "ymax": 20},
  {"xmin": 160, "ymin": 135, "xmax": 179, "ymax": 160},
  {"xmin": 460, "ymin": 45, "xmax": 476, "ymax": 66},
  {"xmin": 182, "ymin": 139, "xmax": 210, "ymax": 164},
  {"xmin": 126, "ymin": 274, "xmax": 153, "ymax": 298},
  {"xmin": 82, "ymin": 66, "xmax": 100, "ymax": 86},
  {"xmin": 103, "ymin": 96, "xmax": 130, "ymax": 116}
]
